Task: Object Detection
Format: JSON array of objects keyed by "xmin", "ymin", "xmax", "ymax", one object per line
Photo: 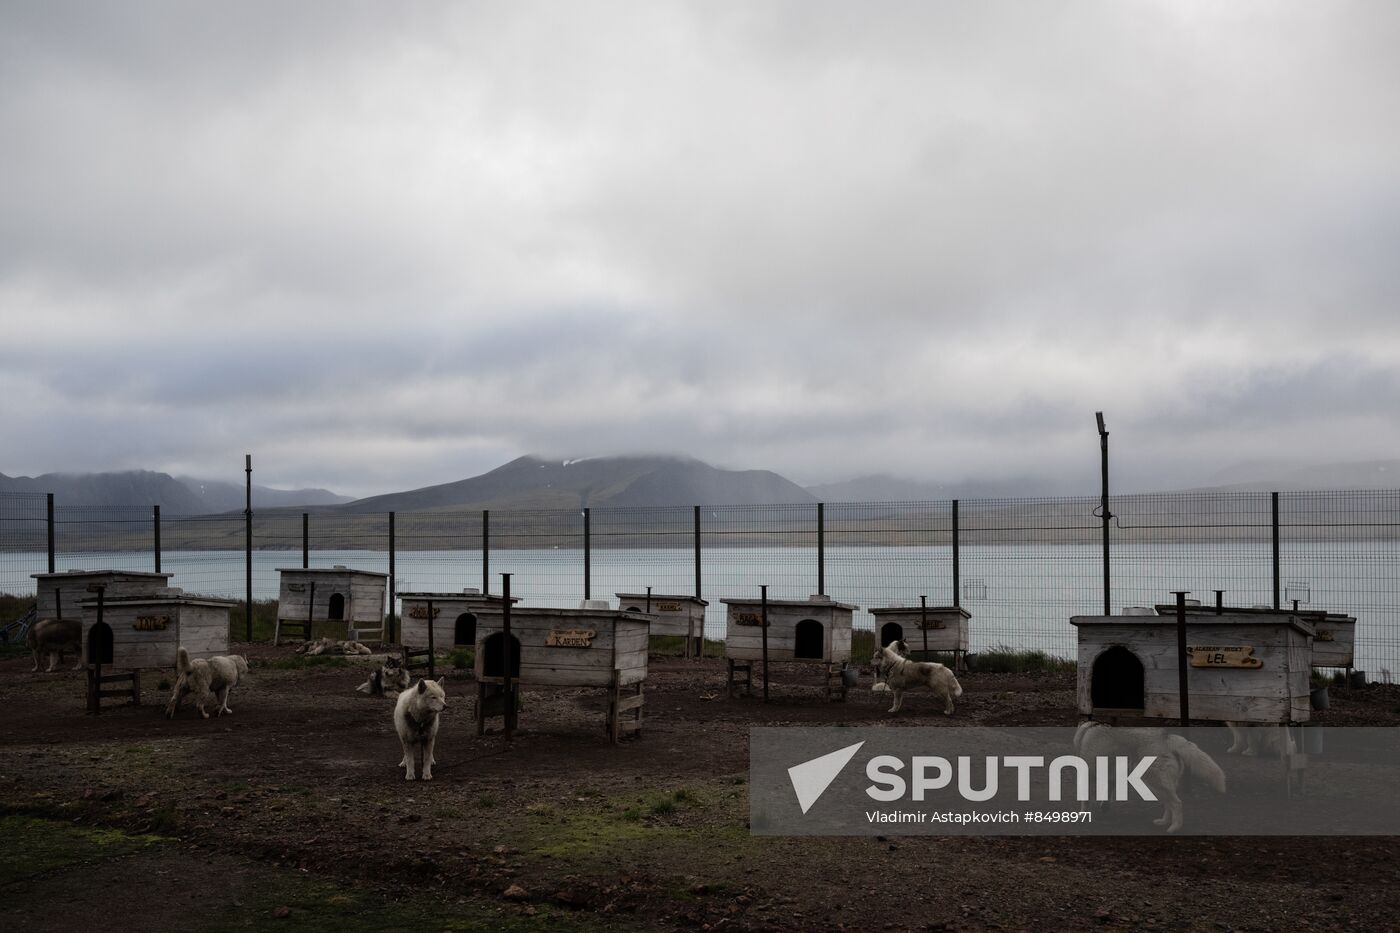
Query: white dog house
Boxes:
[
  {"xmin": 867, "ymin": 605, "xmax": 971, "ymax": 671},
  {"xmin": 32, "ymin": 570, "xmax": 172, "ymax": 624},
  {"xmin": 78, "ymin": 586, "xmax": 235, "ymax": 713},
  {"xmin": 720, "ymin": 595, "xmax": 857, "ymax": 700},
  {"xmin": 615, "ymin": 592, "xmax": 709, "ymax": 657},
  {"xmin": 275, "ymin": 566, "xmax": 388, "ymax": 645},
  {"xmin": 470, "ymin": 605, "xmax": 651, "ymax": 742},
  {"xmin": 1070, "ymin": 610, "xmax": 1315, "ymax": 724}
]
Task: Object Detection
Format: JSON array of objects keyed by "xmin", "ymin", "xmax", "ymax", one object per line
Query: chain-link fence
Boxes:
[{"xmin": 3, "ymin": 490, "xmax": 1398, "ymax": 672}]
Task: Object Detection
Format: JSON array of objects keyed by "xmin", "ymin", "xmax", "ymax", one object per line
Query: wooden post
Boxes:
[
  {"xmin": 244, "ymin": 454, "xmax": 252, "ymax": 642},
  {"xmin": 426, "ymin": 598, "xmax": 435, "ymax": 680},
  {"xmin": 501, "ymin": 573, "xmax": 514, "ymax": 738},
  {"xmin": 482, "ymin": 510, "xmax": 490, "ymax": 595},
  {"xmin": 1174, "ymin": 590, "xmax": 1190, "ymax": 723},
  {"xmin": 302, "ymin": 512, "xmax": 309, "ymax": 569},
  {"xmin": 46, "ymin": 493, "xmax": 55, "ymax": 573},
  {"xmin": 387, "ymin": 511, "xmax": 396, "ymax": 644},
  {"xmin": 920, "ymin": 595, "xmax": 928, "ymax": 660},
  {"xmin": 153, "ymin": 505, "xmax": 161, "ymax": 574}
]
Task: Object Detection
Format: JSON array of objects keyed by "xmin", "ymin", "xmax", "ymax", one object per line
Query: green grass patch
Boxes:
[
  {"xmin": 0, "ymin": 814, "xmax": 168, "ymax": 880},
  {"xmin": 449, "ymin": 647, "xmax": 475, "ymax": 669},
  {"xmin": 971, "ymin": 646, "xmax": 1075, "ymax": 674},
  {"xmin": 647, "ymin": 635, "xmax": 726, "ymax": 658}
]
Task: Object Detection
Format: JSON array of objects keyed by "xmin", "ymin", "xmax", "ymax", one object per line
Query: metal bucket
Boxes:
[
  {"xmin": 1310, "ymin": 686, "xmax": 1330, "ymax": 711},
  {"xmin": 841, "ymin": 667, "xmax": 860, "ymax": 688}
]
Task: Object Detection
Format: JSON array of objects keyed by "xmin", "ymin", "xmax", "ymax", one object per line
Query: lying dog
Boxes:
[
  {"xmin": 1074, "ymin": 721, "xmax": 1226, "ymax": 833},
  {"xmin": 870, "ymin": 639, "xmax": 963, "ymax": 715},
  {"xmin": 394, "ymin": 677, "xmax": 447, "ymax": 781},
  {"xmin": 165, "ymin": 647, "xmax": 250, "ymax": 719},
  {"xmin": 357, "ymin": 656, "xmax": 412, "ymax": 697},
  {"xmin": 27, "ymin": 618, "xmax": 82, "ymax": 672},
  {"xmin": 297, "ymin": 636, "xmax": 373, "ymax": 656},
  {"xmin": 1226, "ymin": 722, "xmax": 1296, "ymax": 757}
]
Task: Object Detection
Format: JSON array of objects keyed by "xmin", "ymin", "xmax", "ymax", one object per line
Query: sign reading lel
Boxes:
[{"xmin": 1187, "ymin": 645, "xmax": 1264, "ymax": 668}]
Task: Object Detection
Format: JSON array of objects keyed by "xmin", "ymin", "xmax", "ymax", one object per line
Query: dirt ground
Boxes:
[{"xmin": 2, "ymin": 647, "xmax": 1399, "ymax": 932}]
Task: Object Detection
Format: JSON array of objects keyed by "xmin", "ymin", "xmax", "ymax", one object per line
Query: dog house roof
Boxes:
[
  {"xmin": 868, "ymin": 605, "xmax": 969, "ymax": 618},
  {"xmin": 397, "ymin": 590, "xmax": 519, "ymax": 602},
  {"xmin": 473, "ymin": 606, "xmax": 651, "ymax": 622},
  {"xmin": 615, "ymin": 592, "xmax": 709, "ymax": 606},
  {"xmin": 1150, "ymin": 604, "xmax": 1354, "ymax": 623},
  {"xmin": 79, "ymin": 592, "xmax": 238, "ymax": 609},
  {"xmin": 32, "ymin": 570, "xmax": 172, "ymax": 581},
  {"xmin": 1070, "ymin": 612, "xmax": 1316, "ymax": 637},
  {"xmin": 275, "ymin": 566, "xmax": 388, "ymax": 578},
  {"xmin": 720, "ymin": 595, "xmax": 859, "ymax": 611}
]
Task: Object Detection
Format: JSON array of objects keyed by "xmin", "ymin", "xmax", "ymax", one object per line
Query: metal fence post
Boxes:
[
  {"xmin": 482, "ymin": 509, "xmax": 490, "ymax": 595},
  {"xmin": 952, "ymin": 499, "xmax": 961, "ymax": 608},
  {"xmin": 693, "ymin": 506, "xmax": 702, "ymax": 600},
  {"xmin": 46, "ymin": 493, "xmax": 55, "ymax": 573},
  {"xmin": 1271, "ymin": 491, "xmax": 1281, "ymax": 610},
  {"xmin": 244, "ymin": 454, "xmax": 252, "ymax": 642},
  {"xmin": 388, "ymin": 511, "xmax": 396, "ymax": 644},
  {"xmin": 817, "ymin": 502, "xmax": 825, "ymax": 596},
  {"xmin": 1098, "ymin": 412, "xmax": 1111, "ymax": 616},
  {"xmin": 302, "ymin": 512, "xmax": 309, "ymax": 569},
  {"xmin": 1173, "ymin": 590, "xmax": 1191, "ymax": 722},
  {"xmin": 583, "ymin": 507, "xmax": 591, "ymax": 601},
  {"xmin": 153, "ymin": 505, "xmax": 161, "ymax": 574}
]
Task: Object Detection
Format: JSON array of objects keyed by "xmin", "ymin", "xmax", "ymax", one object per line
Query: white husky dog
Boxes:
[
  {"xmin": 165, "ymin": 647, "xmax": 250, "ymax": 719},
  {"xmin": 870, "ymin": 640, "xmax": 963, "ymax": 715},
  {"xmin": 394, "ymin": 678, "xmax": 447, "ymax": 781},
  {"xmin": 1074, "ymin": 721, "xmax": 1227, "ymax": 833}
]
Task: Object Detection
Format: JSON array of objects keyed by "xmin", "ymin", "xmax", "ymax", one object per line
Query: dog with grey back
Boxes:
[
  {"xmin": 394, "ymin": 677, "xmax": 447, "ymax": 780},
  {"xmin": 1074, "ymin": 721, "xmax": 1227, "ymax": 833},
  {"xmin": 165, "ymin": 646, "xmax": 249, "ymax": 719},
  {"xmin": 27, "ymin": 618, "xmax": 82, "ymax": 672},
  {"xmin": 870, "ymin": 640, "xmax": 963, "ymax": 714},
  {"xmin": 1226, "ymin": 722, "xmax": 1296, "ymax": 757},
  {"xmin": 357, "ymin": 655, "xmax": 411, "ymax": 697}
]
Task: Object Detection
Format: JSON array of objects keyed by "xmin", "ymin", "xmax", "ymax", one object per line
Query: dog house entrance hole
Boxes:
[
  {"xmin": 1091, "ymin": 646, "xmax": 1145, "ymax": 711},
  {"xmin": 327, "ymin": 593, "xmax": 346, "ymax": 621},
  {"xmin": 879, "ymin": 621, "xmax": 904, "ymax": 648},
  {"xmin": 482, "ymin": 632, "xmax": 522, "ymax": 679},
  {"xmin": 794, "ymin": 619, "xmax": 824, "ymax": 660},
  {"xmin": 454, "ymin": 612, "xmax": 477, "ymax": 646},
  {"xmin": 88, "ymin": 622, "xmax": 114, "ymax": 665}
]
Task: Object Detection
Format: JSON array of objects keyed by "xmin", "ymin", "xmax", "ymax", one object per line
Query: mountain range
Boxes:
[{"xmin": 5, "ymin": 454, "xmax": 1400, "ymax": 515}]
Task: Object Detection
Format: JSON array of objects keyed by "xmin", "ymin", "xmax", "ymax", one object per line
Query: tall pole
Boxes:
[
  {"xmin": 388, "ymin": 511, "xmax": 396, "ymax": 644},
  {"xmin": 302, "ymin": 513, "xmax": 309, "ymax": 569},
  {"xmin": 817, "ymin": 502, "xmax": 825, "ymax": 596},
  {"xmin": 244, "ymin": 454, "xmax": 253, "ymax": 642},
  {"xmin": 920, "ymin": 594, "xmax": 928, "ymax": 659},
  {"xmin": 153, "ymin": 505, "xmax": 161, "ymax": 574},
  {"xmin": 760, "ymin": 584, "xmax": 770, "ymax": 703},
  {"xmin": 1271, "ymin": 492, "xmax": 1281, "ymax": 610},
  {"xmin": 951, "ymin": 500, "xmax": 960, "ymax": 608},
  {"xmin": 1173, "ymin": 590, "xmax": 1191, "ymax": 723},
  {"xmin": 46, "ymin": 493, "xmax": 55, "ymax": 573},
  {"xmin": 583, "ymin": 507, "xmax": 591, "ymax": 601},
  {"xmin": 693, "ymin": 506, "xmax": 702, "ymax": 600},
  {"xmin": 1096, "ymin": 412, "xmax": 1111, "ymax": 616},
  {"xmin": 482, "ymin": 509, "xmax": 490, "ymax": 595},
  {"xmin": 501, "ymin": 572, "xmax": 514, "ymax": 739}
]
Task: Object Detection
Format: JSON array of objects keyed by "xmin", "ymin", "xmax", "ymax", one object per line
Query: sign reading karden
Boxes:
[{"xmin": 750, "ymin": 727, "xmax": 1400, "ymax": 836}]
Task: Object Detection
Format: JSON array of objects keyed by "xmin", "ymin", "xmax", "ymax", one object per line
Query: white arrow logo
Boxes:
[{"xmin": 787, "ymin": 741, "xmax": 865, "ymax": 814}]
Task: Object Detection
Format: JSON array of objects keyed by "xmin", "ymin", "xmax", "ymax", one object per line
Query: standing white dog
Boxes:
[
  {"xmin": 165, "ymin": 647, "xmax": 249, "ymax": 719},
  {"xmin": 394, "ymin": 678, "xmax": 447, "ymax": 781},
  {"xmin": 870, "ymin": 640, "xmax": 963, "ymax": 714},
  {"xmin": 1074, "ymin": 721, "xmax": 1227, "ymax": 832}
]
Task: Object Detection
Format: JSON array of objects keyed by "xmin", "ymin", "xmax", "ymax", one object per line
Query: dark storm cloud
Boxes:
[{"xmin": 3, "ymin": 1, "xmax": 1399, "ymax": 497}]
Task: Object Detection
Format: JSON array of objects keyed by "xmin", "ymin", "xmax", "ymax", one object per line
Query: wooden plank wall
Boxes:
[
  {"xmin": 1311, "ymin": 618, "xmax": 1356, "ymax": 668},
  {"xmin": 1076, "ymin": 621, "xmax": 1311, "ymax": 723},
  {"xmin": 472, "ymin": 612, "xmax": 651, "ymax": 688},
  {"xmin": 84, "ymin": 601, "xmax": 231, "ymax": 670},
  {"xmin": 870, "ymin": 609, "xmax": 969, "ymax": 652},
  {"xmin": 616, "ymin": 598, "xmax": 704, "ymax": 638},
  {"xmin": 277, "ymin": 572, "xmax": 386, "ymax": 624},
  {"xmin": 37, "ymin": 573, "xmax": 171, "ymax": 620},
  {"xmin": 724, "ymin": 604, "xmax": 853, "ymax": 663}
]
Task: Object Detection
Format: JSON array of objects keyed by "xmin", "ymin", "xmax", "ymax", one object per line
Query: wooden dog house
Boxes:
[
  {"xmin": 1070, "ymin": 610, "xmax": 1315, "ymax": 724},
  {"xmin": 274, "ymin": 566, "xmax": 388, "ymax": 645},
  {"xmin": 720, "ymin": 595, "xmax": 857, "ymax": 700},
  {"xmin": 32, "ymin": 570, "xmax": 172, "ymax": 625},
  {"xmin": 78, "ymin": 586, "xmax": 235, "ymax": 712},
  {"xmin": 398, "ymin": 588, "xmax": 519, "ymax": 650},
  {"xmin": 867, "ymin": 605, "xmax": 971, "ymax": 671},
  {"xmin": 469, "ymin": 605, "xmax": 651, "ymax": 742},
  {"xmin": 615, "ymin": 592, "xmax": 709, "ymax": 657},
  {"xmin": 1156, "ymin": 603, "xmax": 1357, "ymax": 673}
]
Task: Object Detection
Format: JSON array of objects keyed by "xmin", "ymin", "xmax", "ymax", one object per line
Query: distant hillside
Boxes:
[
  {"xmin": 1184, "ymin": 459, "xmax": 1400, "ymax": 493},
  {"xmin": 806, "ymin": 473, "xmax": 1084, "ymax": 502},
  {"xmin": 341, "ymin": 455, "xmax": 816, "ymax": 512},
  {"xmin": 0, "ymin": 470, "xmax": 351, "ymax": 514},
  {"xmin": 177, "ymin": 476, "xmax": 352, "ymax": 511}
]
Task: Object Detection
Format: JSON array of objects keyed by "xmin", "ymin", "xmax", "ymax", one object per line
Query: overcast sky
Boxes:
[{"xmin": 3, "ymin": 1, "xmax": 1398, "ymax": 498}]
